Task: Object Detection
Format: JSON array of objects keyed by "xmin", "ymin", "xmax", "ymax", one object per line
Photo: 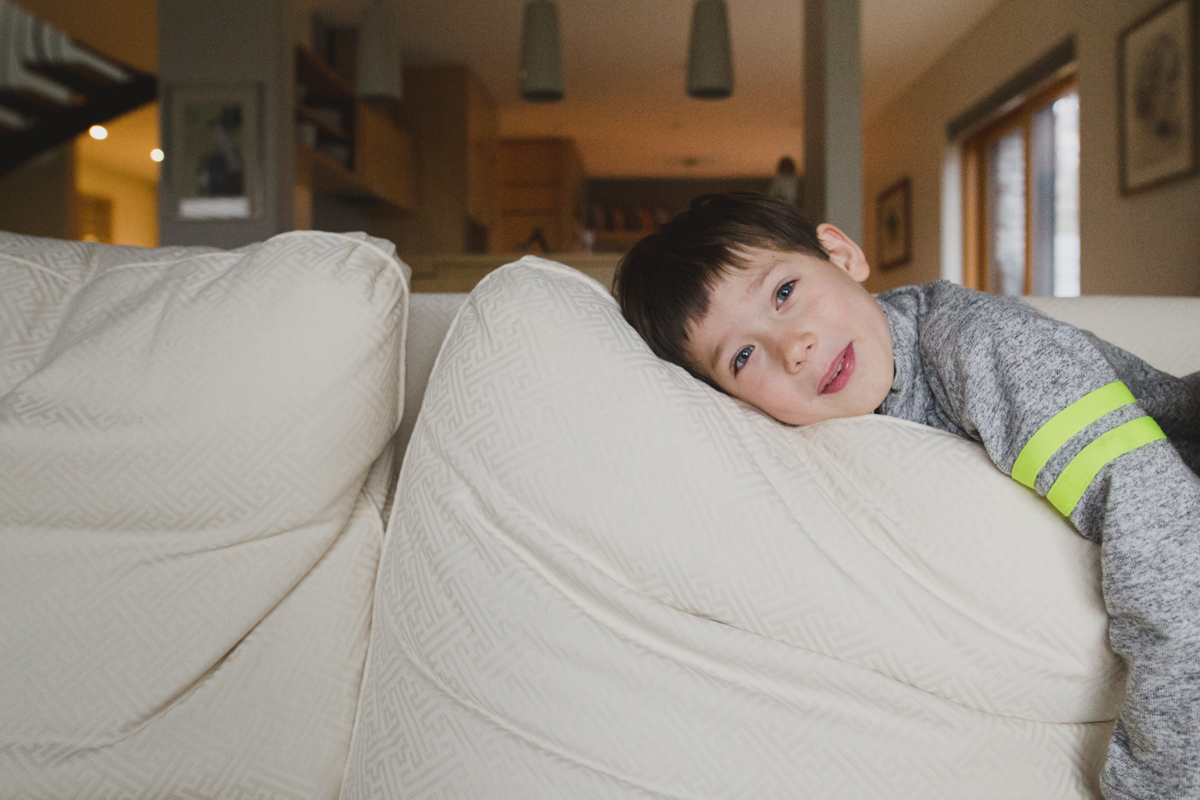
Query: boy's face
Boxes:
[{"xmin": 683, "ymin": 225, "xmax": 894, "ymax": 426}]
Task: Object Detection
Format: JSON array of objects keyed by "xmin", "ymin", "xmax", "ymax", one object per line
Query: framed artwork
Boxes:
[
  {"xmin": 1119, "ymin": 0, "xmax": 1196, "ymax": 194},
  {"xmin": 875, "ymin": 178, "xmax": 911, "ymax": 270},
  {"xmin": 166, "ymin": 84, "xmax": 262, "ymax": 220}
]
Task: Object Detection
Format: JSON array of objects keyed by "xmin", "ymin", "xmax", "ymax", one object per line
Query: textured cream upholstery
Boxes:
[
  {"xmin": 1024, "ymin": 295, "xmax": 1200, "ymax": 376},
  {"xmin": 343, "ymin": 259, "xmax": 1200, "ymax": 799},
  {"xmin": 0, "ymin": 230, "xmax": 409, "ymax": 799},
  {"xmin": 397, "ymin": 293, "xmax": 469, "ymax": 460},
  {"xmin": 4, "ymin": 224, "xmax": 1195, "ymax": 800},
  {"xmin": 396, "ymin": 292, "xmax": 1200, "ymax": 426}
]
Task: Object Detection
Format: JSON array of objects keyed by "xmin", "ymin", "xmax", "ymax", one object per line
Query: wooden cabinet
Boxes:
[
  {"xmin": 495, "ymin": 138, "xmax": 584, "ymax": 253},
  {"xmin": 466, "ymin": 81, "xmax": 498, "ymax": 235},
  {"xmin": 293, "ymin": 46, "xmax": 414, "ymax": 227},
  {"xmin": 368, "ymin": 65, "xmax": 498, "ymax": 255},
  {"xmin": 354, "ymin": 104, "xmax": 414, "ymax": 208}
]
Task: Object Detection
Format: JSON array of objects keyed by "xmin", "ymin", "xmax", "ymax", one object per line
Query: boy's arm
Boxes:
[{"xmin": 918, "ymin": 284, "xmax": 1200, "ymax": 800}]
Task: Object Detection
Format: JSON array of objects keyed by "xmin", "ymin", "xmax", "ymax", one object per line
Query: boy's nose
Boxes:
[{"xmin": 781, "ymin": 330, "xmax": 816, "ymax": 373}]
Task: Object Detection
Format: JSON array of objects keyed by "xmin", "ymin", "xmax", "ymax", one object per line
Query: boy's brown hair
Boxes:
[{"xmin": 614, "ymin": 192, "xmax": 829, "ymax": 376}]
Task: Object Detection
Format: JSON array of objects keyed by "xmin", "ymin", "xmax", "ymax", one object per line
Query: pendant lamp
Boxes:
[
  {"xmin": 520, "ymin": 0, "xmax": 563, "ymax": 102},
  {"xmin": 686, "ymin": 0, "xmax": 733, "ymax": 99},
  {"xmin": 356, "ymin": 1, "xmax": 402, "ymax": 101}
]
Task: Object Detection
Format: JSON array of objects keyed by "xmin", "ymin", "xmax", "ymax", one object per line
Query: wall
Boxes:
[
  {"xmin": 75, "ymin": 158, "xmax": 159, "ymax": 248},
  {"xmin": 0, "ymin": 146, "xmax": 73, "ymax": 239},
  {"xmin": 0, "ymin": 145, "xmax": 157, "ymax": 247},
  {"xmin": 1077, "ymin": 2, "xmax": 1200, "ymax": 295},
  {"xmin": 863, "ymin": 0, "xmax": 1200, "ymax": 297}
]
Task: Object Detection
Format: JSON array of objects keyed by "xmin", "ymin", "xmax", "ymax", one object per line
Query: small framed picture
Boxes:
[
  {"xmin": 166, "ymin": 84, "xmax": 262, "ymax": 220},
  {"xmin": 1119, "ymin": 0, "xmax": 1196, "ymax": 194},
  {"xmin": 875, "ymin": 178, "xmax": 911, "ymax": 270}
]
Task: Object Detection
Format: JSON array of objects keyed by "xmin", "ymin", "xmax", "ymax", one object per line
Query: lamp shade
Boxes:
[
  {"xmin": 520, "ymin": 0, "xmax": 563, "ymax": 102},
  {"xmin": 686, "ymin": 0, "xmax": 733, "ymax": 99},
  {"xmin": 356, "ymin": 1, "xmax": 402, "ymax": 101}
]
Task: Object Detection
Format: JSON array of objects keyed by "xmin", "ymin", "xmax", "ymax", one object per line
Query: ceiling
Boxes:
[
  {"xmin": 27, "ymin": 0, "xmax": 1007, "ymax": 181},
  {"xmin": 311, "ymin": 0, "xmax": 1006, "ymax": 177}
]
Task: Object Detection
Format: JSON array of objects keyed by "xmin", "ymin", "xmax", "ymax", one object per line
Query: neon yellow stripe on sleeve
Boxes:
[
  {"xmin": 1046, "ymin": 416, "xmax": 1166, "ymax": 516},
  {"xmin": 1011, "ymin": 381, "xmax": 1136, "ymax": 489}
]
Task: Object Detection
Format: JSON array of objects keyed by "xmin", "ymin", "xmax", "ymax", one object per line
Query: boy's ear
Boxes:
[{"xmin": 816, "ymin": 223, "xmax": 870, "ymax": 283}]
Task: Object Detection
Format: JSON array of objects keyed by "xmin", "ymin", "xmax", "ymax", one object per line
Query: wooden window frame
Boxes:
[{"xmin": 961, "ymin": 73, "xmax": 1078, "ymax": 293}]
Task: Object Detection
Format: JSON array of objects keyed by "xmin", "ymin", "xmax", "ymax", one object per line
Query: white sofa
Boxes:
[
  {"xmin": 1, "ymin": 230, "xmax": 413, "ymax": 800},
  {"xmin": 1, "ymin": 231, "xmax": 1197, "ymax": 799}
]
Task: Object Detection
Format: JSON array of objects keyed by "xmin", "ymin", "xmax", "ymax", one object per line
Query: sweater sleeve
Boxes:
[{"xmin": 914, "ymin": 282, "xmax": 1200, "ymax": 800}]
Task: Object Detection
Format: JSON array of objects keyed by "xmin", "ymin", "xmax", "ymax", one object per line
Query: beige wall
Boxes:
[
  {"xmin": 0, "ymin": 142, "xmax": 158, "ymax": 248},
  {"xmin": 1077, "ymin": 2, "xmax": 1200, "ymax": 295},
  {"xmin": 0, "ymin": 146, "xmax": 74, "ymax": 240},
  {"xmin": 76, "ymin": 157, "xmax": 160, "ymax": 249},
  {"xmin": 863, "ymin": 0, "xmax": 1200, "ymax": 297}
]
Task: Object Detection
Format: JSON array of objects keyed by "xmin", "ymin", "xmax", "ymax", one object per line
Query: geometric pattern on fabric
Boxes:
[
  {"xmin": 344, "ymin": 256, "xmax": 1121, "ymax": 799},
  {"xmin": 0, "ymin": 230, "xmax": 408, "ymax": 799},
  {"xmin": 380, "ymin": 293, "xmax": 469, "ymax": 524},
  {"xmin": 395, "ymin": 292, "xmax": 469, "ymax": 462}
]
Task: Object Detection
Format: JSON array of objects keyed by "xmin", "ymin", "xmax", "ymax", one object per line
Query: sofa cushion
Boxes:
[
  {"xmin": 1024, "ymin": 295, "xmax": 1200, "ymax": 377},
  {"xmin": 344, "ymin": 256, "xmax": 1124, "ymax": 799},
  {"xmin": 0, "ymin": 230, "xmax": 408, "ymax": 799},
  {"xmin": 397, "ymin": 292, "xmax": 468, "ymax": 460}
]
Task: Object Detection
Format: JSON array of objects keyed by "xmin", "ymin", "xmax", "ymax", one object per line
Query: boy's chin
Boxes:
[
  {"xmin": 769, "ymin": 404, "xmax": 877, "ymax": 427},
  {"xmin": 768, "ymin": 409, "xmax": 836, "ymax": 427}
]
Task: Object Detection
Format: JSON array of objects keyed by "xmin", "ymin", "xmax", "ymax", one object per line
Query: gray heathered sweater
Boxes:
[{"xmin": 875, "ymin": 280, "xmax": 1200, "ymax": 800}]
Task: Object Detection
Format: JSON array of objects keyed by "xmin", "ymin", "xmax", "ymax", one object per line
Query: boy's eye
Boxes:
[
  {"xmin": 775, "ymin": 280, "xmax": 795, "ymax": 307},
  {"xmin": 733, "ymin": 346, "xmax": 753, "ymax": 375}
]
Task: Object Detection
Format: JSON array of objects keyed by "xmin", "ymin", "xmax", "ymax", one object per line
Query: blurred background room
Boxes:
[{"xmin": 0, "ymin": 0, "xmax": 1196, "ymax": 297}]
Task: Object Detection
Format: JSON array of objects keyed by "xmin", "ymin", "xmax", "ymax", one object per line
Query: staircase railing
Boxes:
[{"xmin": 0, "ymin": 0, "xmax": 156, "ymax": 174}]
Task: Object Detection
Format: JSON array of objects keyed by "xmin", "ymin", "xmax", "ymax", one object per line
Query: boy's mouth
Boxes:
[{"xmin": 820, "ymin": 344, "xmax": 855, "ymax": 394}]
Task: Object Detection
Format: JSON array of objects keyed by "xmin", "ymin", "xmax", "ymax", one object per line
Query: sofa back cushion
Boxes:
[
  {"xmin": 1024, "ymin": 295, "xmax": 1200, "ymax": 376},
  {"xmin": 344, "ymin": 257, "xmax": 1125, "ymax": 799},
  {"xmin": 0, "ymin": 230, "xmax": 407, "ymax": 798},
  {"xmin": 397, "ymin": 292, "xmax": 468, "ymax": 460}
]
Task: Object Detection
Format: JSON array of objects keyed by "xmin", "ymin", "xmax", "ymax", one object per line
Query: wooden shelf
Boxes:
[
  {"xmin": 593, "ymin": 229, "xmax": 651, "ymax": 252},
  {"xmin": 292, "ymin": 46, "xmax": 414, "ymax": 213},
  {"xmin": 296, "ymin": 104, "xmax": 349, "ymax": 142},
  {"xmin": 495, "ymin": 138, "xmax": 584, "ymax": 253},
  {"xmin": 353, "ymin": 104, "xmax": 414, "ymax": 209},
  {"xmin": 295, "ymin": 46, "xmax": 354, "ymax": 104},
  {"xmin": 297, "ymin": 143, "xmax": 370, "ymax": 198}
]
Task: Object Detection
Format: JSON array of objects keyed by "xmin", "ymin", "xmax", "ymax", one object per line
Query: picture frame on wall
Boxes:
[
  {"xmin": 1119, "ymin": 0, "xmax": 1196, "ymax": 194},
  {"xmin": 875, "ymin": 178, "xmax": 911, "ymax": 270},
  {"xmin": 166, "ymin": 84, "xmax": 262, "ymax": 220}
]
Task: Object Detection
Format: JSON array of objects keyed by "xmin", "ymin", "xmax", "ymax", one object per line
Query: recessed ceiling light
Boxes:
[
  {"xmin": 151, "ymin": 148, "xmax": 164, "ymax": 162},
  {"xmin": 89, "ymin": 125, "xmax": 108, "ymax": 140}
]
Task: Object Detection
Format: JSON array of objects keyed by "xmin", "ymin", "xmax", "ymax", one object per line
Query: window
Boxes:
[{"xmin": 962, "ymin": 76, "xmax": 1080, "ymax": 296}]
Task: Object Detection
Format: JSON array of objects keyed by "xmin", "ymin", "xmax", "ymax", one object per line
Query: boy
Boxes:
[{"xmin": 616, "ymin": 192, "xmax": 1200, "ymax": 800}]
